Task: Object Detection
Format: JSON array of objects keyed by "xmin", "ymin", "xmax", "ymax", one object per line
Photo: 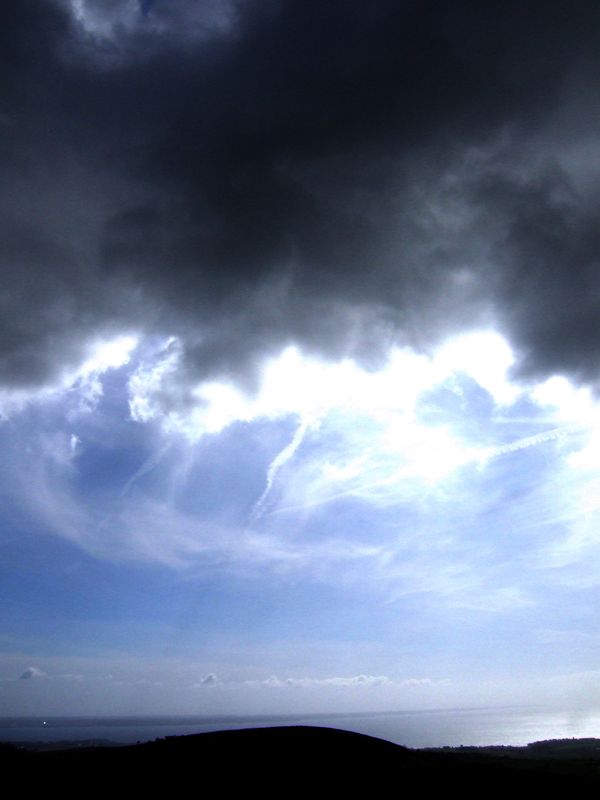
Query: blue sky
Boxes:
[{"xmin": 3, "ymin": 330, "xmax": 600, "ymax": 716}]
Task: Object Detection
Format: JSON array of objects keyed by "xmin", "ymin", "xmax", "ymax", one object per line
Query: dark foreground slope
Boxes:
[{"xmin": 2, "ymin": 726, "xmax": 600, "ymax": 795}]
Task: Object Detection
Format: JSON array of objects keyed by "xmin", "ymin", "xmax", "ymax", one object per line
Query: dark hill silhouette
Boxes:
[{"xmin": 2, "ymin": 726, "xmax": 600, "ymax": 795}]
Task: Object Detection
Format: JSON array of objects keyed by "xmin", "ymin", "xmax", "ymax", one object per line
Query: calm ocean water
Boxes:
[{"xmin": 1, "ymin": 707, "xmax": 599, "ymax": 748}]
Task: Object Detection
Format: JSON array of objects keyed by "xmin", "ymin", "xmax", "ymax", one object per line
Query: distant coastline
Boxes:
[{"xmin": 1, "ymin": 705, "xmax": 598, "ymax": 749}]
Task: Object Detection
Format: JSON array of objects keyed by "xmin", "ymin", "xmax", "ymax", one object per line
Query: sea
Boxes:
[{"xmin": 2, "ymin": 706, "xmax": 600, "ymax": 748}]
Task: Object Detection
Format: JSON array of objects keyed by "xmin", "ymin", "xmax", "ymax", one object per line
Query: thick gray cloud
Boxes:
[{"xmin": 3, "ymin": 0, "xmax": 600, "ymax": 398}]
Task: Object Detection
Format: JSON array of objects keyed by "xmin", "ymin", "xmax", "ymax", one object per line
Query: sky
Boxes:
[{"xmin": 2, "ymin": 0, "xmax": 600, "ymax": 719}]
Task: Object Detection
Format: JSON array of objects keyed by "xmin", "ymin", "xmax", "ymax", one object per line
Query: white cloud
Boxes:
[
  {"xmin": 243, "ymin": 674, "xmax": 452, "ymax": 689},
  {"xmin": 127, "ymin": 330, "xmax": 520, "ymax": 443},
  {"xmin": 70, "ymin": 433, "xmax": 80, "ymax": 456},
  {"xmin": 434, "ymin": 330, "xmax": 520, "ymax": 406},
  {"xmin": 245, "ymin": 674, "xmax": 392, "ymax": 688},
  {"xmin": 67, "ymin": 0, "xmax": 141, "ymax": 39},
  {"xmin": 0, "ymin": 334, "xmax": 138, "ymax": 419},
  {"xmin": 19, "ymin": 666, "xmax": 47, "ymax": 680},
  {"xmin": 399, "ymin": 678, "xmax": 452, "ymax": 687},
  {"xmin": 249, "ymin": 416, "xmax": 313, "ymax": 523},
  {"xmin": 11, "ymin": 326, "xmax": 600, "ymax": 608},
  {"xmin": 193, "ymin": 673, "xmax": 219, "ymax": 687}
]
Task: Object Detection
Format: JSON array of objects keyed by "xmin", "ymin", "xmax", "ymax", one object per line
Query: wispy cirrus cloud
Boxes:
[{"xmin": 5, "ymin": 327, "xmax": 600, "ymax": 616}]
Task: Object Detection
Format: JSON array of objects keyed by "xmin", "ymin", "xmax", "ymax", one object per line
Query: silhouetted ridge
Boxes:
[{"xmin": 3, "ymin": 726, "xmax": 600, "ymax": 795}]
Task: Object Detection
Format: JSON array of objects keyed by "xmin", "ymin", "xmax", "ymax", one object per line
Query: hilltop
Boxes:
[{"xmin": 3, "ymin": 726, "xmax": 600, "ymax": 794}]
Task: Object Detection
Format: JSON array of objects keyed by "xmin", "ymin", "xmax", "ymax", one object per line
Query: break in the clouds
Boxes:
[
  {"xmin": 4, "ymin": 330, "xmax": 600, "ymax": 605},
  {"xmin": 3, "ymin": 1, "xmax": 600, "ymax": 717}
]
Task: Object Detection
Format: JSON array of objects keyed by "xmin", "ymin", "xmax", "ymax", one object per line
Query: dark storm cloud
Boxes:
[
  {"xmin": 2, "ymin": 0, "xmax": 600, "ymax": 397},
  {"xmin": 469, "ymin": 162, "xmax": 600, "ymax": 384}
]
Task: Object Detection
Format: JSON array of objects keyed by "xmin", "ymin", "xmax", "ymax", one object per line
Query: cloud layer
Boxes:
[{"xmin": 2, "ymin": 0, "xmax": 600, "ymax": 404}]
